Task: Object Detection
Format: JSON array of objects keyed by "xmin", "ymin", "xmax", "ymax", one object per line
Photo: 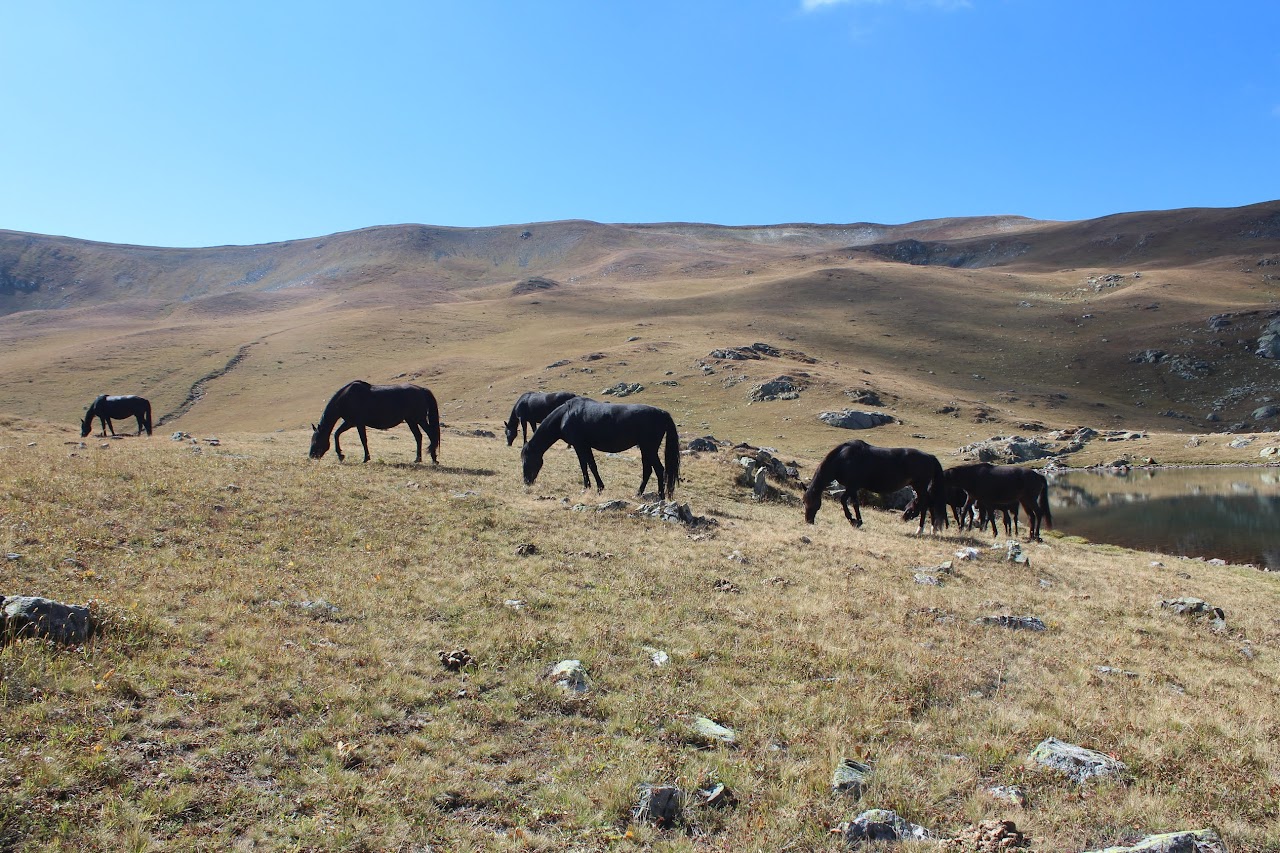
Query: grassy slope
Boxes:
[
  {"xmin": 1, "ymin": 423, "xmax": 1279, "ymax": 851},
  {"xmin": 2, "ymin": 205, "xmax": 1280, "ymax": 850}
]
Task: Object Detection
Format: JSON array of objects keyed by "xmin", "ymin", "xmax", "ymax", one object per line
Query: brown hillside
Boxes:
[{"xmin": 1, "ymin": 203, "xmax": 1278, "ymax": 449}]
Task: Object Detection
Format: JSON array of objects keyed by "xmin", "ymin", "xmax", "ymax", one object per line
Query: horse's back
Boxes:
[{"xmin": 557, "ymin": 398, "xmax": 673, "ymax": 451}]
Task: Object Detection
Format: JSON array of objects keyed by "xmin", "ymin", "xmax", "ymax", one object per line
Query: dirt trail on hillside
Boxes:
[{"xmin": 157, "ymin": 342, "xmax": 256, "ymax": 426}]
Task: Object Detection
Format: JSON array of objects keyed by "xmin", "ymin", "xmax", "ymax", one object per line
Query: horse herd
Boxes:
[{"xmin": 79, "ymin": 381, "xmax": 1052, "ymax": 541}]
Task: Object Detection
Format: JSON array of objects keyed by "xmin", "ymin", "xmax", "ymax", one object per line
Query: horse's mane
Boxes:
[{"xmin": 805, "ymin": 442, "xmax": 851, "ymax": 498}]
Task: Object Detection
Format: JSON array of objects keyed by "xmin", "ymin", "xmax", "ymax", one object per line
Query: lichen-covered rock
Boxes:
[
  {"xmin": 976, "ymin": 615, "xmax": 1046, "ymax": 632},
  {"xmin": 831, "ymin": 809, "xmax": 931, "ymax": 847},
  {"xmin": 1160, "ymin": 597, "xmax": 1227, "ymax": 632},
  {"xmin": 1028, "ymin": 737, "xmax": 1128, "ymax": 783},
  {"xmin": 692, "ymin": 716, "xmax": 737, "ymax": 747},
  {"xmin": 748, "ymin": 375, "xmax": 805, "ymax": 402},
  {"xmin": 832, "ymin": 758, "xmax": 872, "ymax": 796},
  {"xmin": 1081, "ymin": 828, "xmax": 1228, "ymax": 853},
  {"xmin": 819, "ymin": 410, "xmax": 896, "ymax": 430},
  {"xmin": 547, "ymin": 659, "xmax": 591, "ymax": 693},
  {"xmin": 2, "ymin": 596, "xmax": 96, "ymax": 645}
]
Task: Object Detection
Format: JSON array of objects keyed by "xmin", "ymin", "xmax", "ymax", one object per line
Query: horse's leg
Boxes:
[
  {"xmin": 573, "ymin": 446, "xmax": 604, "ymax": 491},
  {"xmin": 356, "ymin": 425, "xmax": 372, "ymax": 462},
  {"xmin": 1020, "ymin": 496, "xmax": 1040, "ymax": 541},
  {"xmin": 333, "ymin": 421, "xmax": 353, "ymax": 461},
  {"xmin": 637, "ymin": 454, "xmax": 653, "ymax": 498},
  {"xmin": 840, "ymin": 491, "xmax": 862, "ymax": 528},
  {"xmin": 135, "ymin": 413, "xmax": 145, "ymax": 436},
  {"xmin": 408, "ymin": 423, "xmax": 424, "ymax": 463}
]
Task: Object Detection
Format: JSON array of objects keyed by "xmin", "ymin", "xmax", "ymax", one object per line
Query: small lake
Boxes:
[{"xmin": 1049, "ymin": 466, "xmax": 1280, "ymax": 570}]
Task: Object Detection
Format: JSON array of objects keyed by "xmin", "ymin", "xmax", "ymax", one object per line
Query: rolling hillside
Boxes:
[{"xmin": 1, "ymin": 202, "xmax": 1278, "ymax": 453}]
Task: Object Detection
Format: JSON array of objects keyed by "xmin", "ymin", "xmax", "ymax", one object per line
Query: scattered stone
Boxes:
[
  {"xmin": 601, "ymin": 382, "xmax": 644, "ymax": 397},
  {"xmin": 695, "ymin": 781, "xmax": 736, "ymax": 809},
  {"xmin": 686, "ymin": 435, "xmax": 721, "ymax": 452},
  {"xmin": 633, "ymin": 784, "xmax": 683, "ymax": 829},
  {"xmin": 819, "ymin": 410, "xmax": 896, "ymax": 430},
  {"xmin": 762, "ymin": 575, "xmax": 792, "ymax": 587},
  {"xmin": 438, "ymin": 647, "xmax": 476, "ymax": 671},
  {"xmin": 748, "ymin": 375, "xmax": 806, "ymax": 402},
  {"xmin": 691, "ymin": 716, "xmax": 737, "ymax": 747},
  {"xmin": 830, "ymin": 809, "xmax": 932, "ymax": 847},
  {"xmin": 1080, "ymin": 828, "xmax": 1228, "ymax": 853},
  {"xmin": 1260, "ymin": 446, "xmax": 1280, "ymax": 458},
  {"xmin": 832, "ymin": 758, "xmax": 872, "ymax": 797},
  {"xmin": 1028, "ymin": 737, "xmax": 1128, "ymax": 784},
  {"xmin": 1006, "ymin": 542, "xmax": 1030, "ymax": 566},
  {"xmin": 634, "ymin": 500, "xmax": 716, "ymax": 528},
  {"xmin": 1160, "ymin": 597, "xmax": 1227, "ymax": 632},
  {"xmin": 713, "ymin": 578, "xmax": 741, "ymax": 593},
  {"xmin": 845, "ymin": 389, "xmax": 883, "ymax": 406},
  {"xmin": 1257, "ymin": 317, "xmax": 1280, "ymax": 359},
  {"xmin": 170, "ymin": 431, "xmax": 190, "ymax": 441},
  {"xmin": 1, "ymin": 596, "xmax": 97, "ymax": 645},
  {"xmin": 959, "ymin": 435, "xmax": 1057, "ymax": 463},
  {"xmin": 503, "ymin": 599, "xmax": 526, "ymax": 610},
  {"xmin": 1228, "ymin": 437, "xmax": 1254, "ymax": 449},
  {"xmin": 1253, "ymin": 405, "xmax": 1280, "ymax": 420},
  {"xmin": 595, "ymin": 499, "xmax": 631, "ymax": 512},
  {"xmin": 914, "ymin": 573, "xmax": 943, "ymax": 586},
  {"xmin": 943, "ymin": 819, "xmax": 1029, "ymax": 851},
  {"xmin": 515, "ymin": 542, "xmax": 538, "ymax": 556},
  {"xmin": 4, "ymin": 553, "xmax": 20, "ymax": 561},
  {"xmin": 955, "ymin": 547, "xmax": 980, "ymax": 561},
  {"xmin": 976, "ymin": 615, "xmax": 1046, "ymax": 632},
  {"xmin": 1095, "ymin": 666, "xmax": 1140, "ymax": 679},
  {"xmin": 297, "ymin": 599, "xmax": 340, "ymax": 621},
  {"xmin": 547, "ymin": 659, "xmax": 590, "ymax": 693},
  {"xmin": 642, "ymin": 646, "xmax": 669, "ymax": 666},
  {"xmin": 985, "ymin": 785, "xmax": 1028, "ymax": 807}
]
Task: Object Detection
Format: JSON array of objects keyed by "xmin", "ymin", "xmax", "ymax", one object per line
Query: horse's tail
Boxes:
[
  {"xmin": 424, "ymin": 389, "xmax": 442, "ymax": 463},
  {"xmin": 663, "ymin": 414, "xmax": 680, "ymax": 498},
  {"xmin": 1037, "ymin": 477, "xmax": 1053, "ymax": 530},
  {"xmin": 142, "ymin": 399, "xmax": 153, "ymax": 436}
]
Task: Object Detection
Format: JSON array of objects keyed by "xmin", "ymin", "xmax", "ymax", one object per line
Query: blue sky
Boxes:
[{"xmin": 2, "ymin": 1, "xmax": 1277, "ymax": 248}]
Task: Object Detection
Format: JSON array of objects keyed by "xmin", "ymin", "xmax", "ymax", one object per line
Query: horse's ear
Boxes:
[{"xmin": 311, "ymin": 423, "xmax": 317, "ymax": 431}]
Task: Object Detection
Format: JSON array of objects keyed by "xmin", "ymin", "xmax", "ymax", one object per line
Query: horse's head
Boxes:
[
  {"xmin": 520, "ymin": 444, "xmax": 543, "ymax": 485},
  {"xmin": 504, "ymin": 418, "xmax": 518, "ymax": 446},
  {"xmin": 802, "ymin": 484, "xmax": 822, "ymax": 524},
  {"xmin": 308, "ymin": 424, "xmax": 329, "ymax": 460}
]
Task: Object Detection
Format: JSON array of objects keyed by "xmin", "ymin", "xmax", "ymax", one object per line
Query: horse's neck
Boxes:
[
  {"xmin": 526, "ymin": 412, "xmax": 563, "ymax": 455},
  {"xmin": 809, "ymin": 456, "xmax": 839, "ymax": 493},
  {"xmin": 317, "ymin": 397, "xmax": 345, "ymax": 433}
]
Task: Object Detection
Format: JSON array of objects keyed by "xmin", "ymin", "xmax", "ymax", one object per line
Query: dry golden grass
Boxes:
[{"xmin": 3, "ymin": 418, "xmax": 1280, "ymax": 851}]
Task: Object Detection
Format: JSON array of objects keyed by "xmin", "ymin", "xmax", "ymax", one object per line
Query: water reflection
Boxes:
[{"xmin": 1050, "ymin": 467, "xmax": 1280, "ymax": 570}]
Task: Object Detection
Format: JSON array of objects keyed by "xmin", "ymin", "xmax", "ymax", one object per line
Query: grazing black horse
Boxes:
[
  {"xmin": 904, "ymin": 482, "xmax": 970, "ymax": 528},
  {"xmin": 81, "ymin": 395, "xmax": 152, "ymax": 438},
  {"xmin": 521, "ymin": 397, "xmax": 680, "ymax": 499},
  {"xmin": 309, "ymin": 380, "xmax": 440, "ymax": 464},
  {"xmin": 504, "ymin": 391, "xmax": 578, "ymax": 445},
  {"xmin": 944, "ymin": 462, "xmax": 1052, "ymax": 541},
  {"xmin": 804, "ymin": 439, "xmax": 947, "ymax": 533}
]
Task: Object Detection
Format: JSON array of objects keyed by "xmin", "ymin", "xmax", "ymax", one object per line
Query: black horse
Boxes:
[
  {"xmin": 521, "ymin": 397, "xmax": 680, "ymax": 499},
  {"xmin": 904, "ymin": 482, "xmax": 970, "ymax": 528},
  {"xmin": 804, "ymin": 439, "xmax": 947, "ymax": 533},
  {"xmin": 944, "ymin": 462, "xmax": 1052, "ymax": 541},
  {"xmin": 309, "ymin": 381, "xmax": 440, "ymax": 464},
  {"xmin": 504, "ymin": 391, "xmax": 578, "ymax": 445},
  {"xmin": 81, "ymin": 395, "xmax": 152, "ymax": 438}
]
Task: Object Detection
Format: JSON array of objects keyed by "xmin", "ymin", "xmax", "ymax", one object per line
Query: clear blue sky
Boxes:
[{"xmin": 3, "ymin": 1, "xmax": 1277, "ymax": 248}]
